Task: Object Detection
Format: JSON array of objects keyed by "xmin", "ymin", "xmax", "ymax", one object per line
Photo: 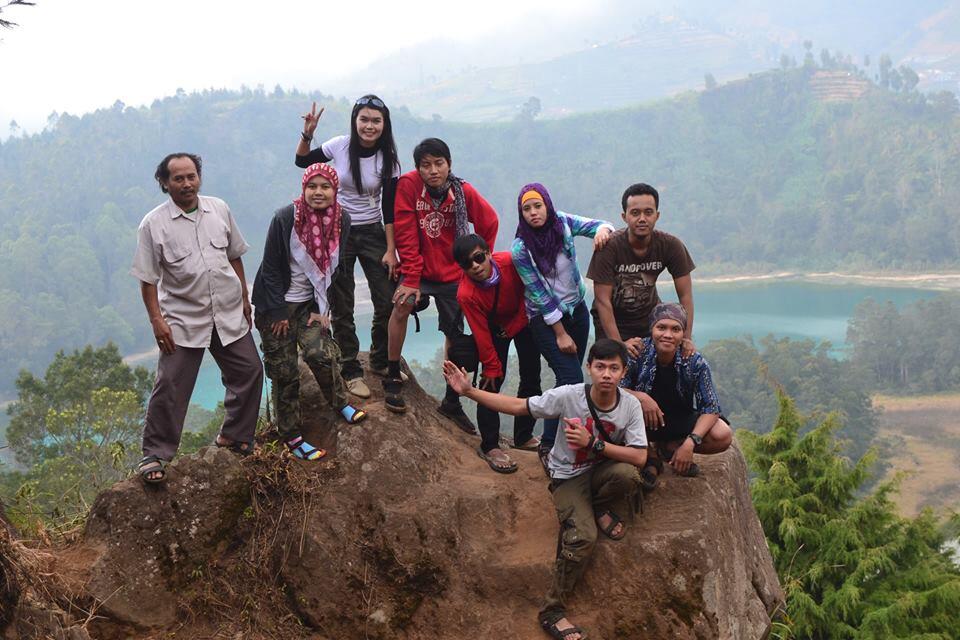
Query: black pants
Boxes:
[
  {"xmin": 476, "ymin": 327, "xmax": 542, "ymax": 453},
  {"xmin": 329, "ymin": 222, "xmax": 397, "ymax": 379}
]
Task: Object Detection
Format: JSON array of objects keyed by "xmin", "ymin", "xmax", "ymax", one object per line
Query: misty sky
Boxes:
[{"xmin": 0, "ymin": 0, "xmax": 593, "ymax": 134}]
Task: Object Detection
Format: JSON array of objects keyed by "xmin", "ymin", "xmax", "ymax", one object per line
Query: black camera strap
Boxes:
[{"xmin": 583, "ymin": 383, "xmax": 610, "ymax": 443}]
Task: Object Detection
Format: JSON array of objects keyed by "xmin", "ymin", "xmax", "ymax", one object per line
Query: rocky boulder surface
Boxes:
[{"xmin": 2, "ymin": 359, "xmax": 783, "ymax": 639}]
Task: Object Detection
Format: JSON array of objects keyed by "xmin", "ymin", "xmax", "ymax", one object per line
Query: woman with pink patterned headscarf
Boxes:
[{"xmin": 252, "ymin": 163, "xmax": 367, "ymax": 461}]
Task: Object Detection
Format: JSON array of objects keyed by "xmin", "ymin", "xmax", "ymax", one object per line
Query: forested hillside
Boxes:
[{"xmin": 1, "ymin": 63, "xmax": 958, "ymax": 394}]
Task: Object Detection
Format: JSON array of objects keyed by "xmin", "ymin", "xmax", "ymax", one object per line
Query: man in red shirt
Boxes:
[
  {"xmin": 384, "ymin": 139, "xmax": 499, "ymax": 429},
  {"xmin": 453, "ymin": 234, "xmax": 542, "ymax": 473}
]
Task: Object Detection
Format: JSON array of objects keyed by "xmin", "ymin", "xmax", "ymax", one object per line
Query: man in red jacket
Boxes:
[
  {"xmin": 384, "ymin": 138, "xmax": 499, "ymax": 428},
  {"xmin": 453, "ymin": 234, "xmax": 542, "ymax": 473}
]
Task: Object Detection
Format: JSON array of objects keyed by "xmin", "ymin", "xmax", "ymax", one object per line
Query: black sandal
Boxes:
[
  {"xmin": 215, "ymin": 435, "xmax": 253, "ymax": 457},
  {"xmin": 595, "ymin": 510, "xmax": 626, "ymax": 540},
  {"xmin": 657, "ymin": 444, "xmax": 700, "ymax": 477},
  {"xmin": 540, "ymin": 614, "xmax": 588, "ymax": 639},
  {"xmin": 138, "ymin": 455, "xmax": 167, "ymax": 483},
  {"xmin": 537, "ymin": 442, "xmax": 552, "ymax": 478},
  {"xmin": 641, "ymin": 454, "xmax": 663, "ymax": 490}
]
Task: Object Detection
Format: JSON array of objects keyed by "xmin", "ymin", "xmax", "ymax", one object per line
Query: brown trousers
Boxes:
[
  {"xmin": 142, "ymin": 329, "xmax": 263, "ymax": 460},
  {"xmin": 540, "ymin": 460, "xmax": 642, "ymax": 621}
]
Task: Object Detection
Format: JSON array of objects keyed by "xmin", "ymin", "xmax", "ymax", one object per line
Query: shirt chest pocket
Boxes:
[
  {"xmin": 204, "ymin": 221, "xmax": 231, "ymax": 263},
  {"xmin": 161, "ymin": 240, "xmax": 195, "ymax": 284},
  {"xmin": 162, "ymin": 240, "xmax": 193, "ymax": 265}
]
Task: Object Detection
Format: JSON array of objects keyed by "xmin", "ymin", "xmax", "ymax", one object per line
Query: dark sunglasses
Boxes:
[
  {"xmin": 355, "ymin": 97, "xmax": 385, "ymax": 108},
  {"xmin": 459, "ymin": 252, "xmax": 488, "ymax": 268}
]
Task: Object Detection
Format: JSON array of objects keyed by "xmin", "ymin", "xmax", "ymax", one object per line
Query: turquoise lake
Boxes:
[{"xmin": 177, "ymin": 280, "xmax": 940, "ymax": 410}]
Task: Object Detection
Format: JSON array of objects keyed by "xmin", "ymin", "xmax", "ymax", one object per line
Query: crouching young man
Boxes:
[
  {"xmin": 443, "ymin": 339, "xmax": 646, "ymax": 640},
  {"xmin": 454, "ymin": 233, "xmax": 542, "ymax": 473},
  {"xmin": 620, "ymin": 303, "xmax": 732, "ymax": 486}
]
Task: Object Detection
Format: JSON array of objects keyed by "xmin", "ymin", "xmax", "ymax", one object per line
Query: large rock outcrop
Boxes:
[{"xmin": 18, "ymin": 359, "xmax": 783, "ymax": 639}]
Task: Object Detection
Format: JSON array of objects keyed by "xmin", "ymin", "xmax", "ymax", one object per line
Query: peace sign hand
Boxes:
[{"xmin": 302, "ymin": 101, "xmax": 324, "ymax": 137}]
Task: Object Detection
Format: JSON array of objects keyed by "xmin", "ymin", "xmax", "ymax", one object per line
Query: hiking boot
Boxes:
[
  {"xmin": 438, "ymin": 401, "xmax": 477, "ymax": 435},
  {"xmin": 382, "ymin": 377, "xmax": 406, "ymax": 414}
]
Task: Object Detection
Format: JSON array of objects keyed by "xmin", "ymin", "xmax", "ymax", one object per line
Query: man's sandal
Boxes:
[
  {"xmin": 641, "ymin": 455, "xmax": 664, "ymax": 490},
  {"xmin": 477, "ymin": 448, "xmax": 518, "ymax": 474},
  {"xmin": 596, "ymin": 510, "xmax": 626, "ymax": 540},
  {"xmin": 285, "ymin": 436, "xmax": 326, "ymax": 461},
  {"xmin": 138, "ymin": 455, "xmax": 167, "ymax": 484},
  {"xmin": 537, "ymin": 442, "xmax": 552, "ymax": 478},
  {"xmin": 540, "ymin": 615, "xmax": 588, "ymax": 639},
  {"xmin": 215, "ymin": 434, "xmax": 254, "ymax": 457},
  {"xmin": 512, "ymin": 436, "xmax": 541, "ymax": 451},
  {"xmin": 340, "ymin": 404, "xmax": 367, "ymax": 424},
  {"xmin": 657, "ymin": 444, "xmax": 701, "ymax": 478}
]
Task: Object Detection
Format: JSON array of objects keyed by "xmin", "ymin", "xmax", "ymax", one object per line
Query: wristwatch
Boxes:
[
  {"xmin": 593, "ymin": 439, "xmax": 606, "ymax": 455},
  {"xmin": 687, "ymin": 433, "xmax": 703, "ymax": 447}
]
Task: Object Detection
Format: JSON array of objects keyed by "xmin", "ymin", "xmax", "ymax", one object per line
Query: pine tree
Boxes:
[{"xmin": 740, "ymin": 392, "xmax": 960, "ymax": 639}]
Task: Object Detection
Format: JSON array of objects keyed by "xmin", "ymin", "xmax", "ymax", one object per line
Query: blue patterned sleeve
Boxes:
[
  {"xmin": 511, "ymin": 237, "xmax": 563, "ymax": 324},
  {"xmin": 557, "ymin": 211, "xmax": 614, "ymax": 238},
  {"xmin": 620, "ymin": 356, "xmax": 638, "ymax": 389},
  {"xmin": 689, "ymin": 354, "xmax": 722, "ymax": 415}
]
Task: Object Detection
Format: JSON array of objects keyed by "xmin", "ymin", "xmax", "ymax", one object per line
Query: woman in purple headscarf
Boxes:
[{"xmin": 510, "ymin": 183, "xmax": 614, "ymax": 466}]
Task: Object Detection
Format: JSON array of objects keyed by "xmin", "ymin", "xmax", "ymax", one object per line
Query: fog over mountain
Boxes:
[{"xmin": 326, "ymin": 0, "xmax": 960, "ymax": 120}]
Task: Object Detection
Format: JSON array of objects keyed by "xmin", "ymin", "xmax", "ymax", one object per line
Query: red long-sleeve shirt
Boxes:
[
  {"xmin": 456, "ymin": 252, "xmax": 528, "ymax": 379},
  {"xmin": 394, "ymin": 170, "xmax": 499, "ymax": 288}
]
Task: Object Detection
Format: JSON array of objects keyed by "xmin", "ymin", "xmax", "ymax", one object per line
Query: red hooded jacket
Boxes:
[
  {"xmin": 394, "ymin": 170, "xmax": 499, "ymax": 288},
  {"xmin": 456, "ymin": 252, "xmax": 528, "ymax": 379}
]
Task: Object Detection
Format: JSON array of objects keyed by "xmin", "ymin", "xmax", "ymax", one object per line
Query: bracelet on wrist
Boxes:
[{"xmin": 301, "ymin": 132, "xmax": 313, "ymax": 143}]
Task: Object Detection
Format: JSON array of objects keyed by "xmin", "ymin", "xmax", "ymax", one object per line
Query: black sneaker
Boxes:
[
  {"xmin": 437, "ymin": 401, "xmax": 477, "ymax": 435},
  {"xmin": 382, "ymin": 378, "xmax": 407, "ymax": 414}
]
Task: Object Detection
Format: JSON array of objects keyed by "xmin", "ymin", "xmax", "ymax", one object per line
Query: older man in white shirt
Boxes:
[{"xmin": 131, "ymin": 152, "xmax": 263, "ymax": 482}]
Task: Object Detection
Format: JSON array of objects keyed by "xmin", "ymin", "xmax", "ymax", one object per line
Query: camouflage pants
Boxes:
[
  {"xmin": 540, "ymin": 460, "xmax": 642, "ymax": 621},
  {"xmin": 257, "ymin": 301, "xmax": 348, "ymax": 441}
]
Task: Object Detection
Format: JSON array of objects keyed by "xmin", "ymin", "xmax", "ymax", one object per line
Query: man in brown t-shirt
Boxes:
[{"xmin": 587, "ymin": 183, "xmax": 696, "ymax": 358}]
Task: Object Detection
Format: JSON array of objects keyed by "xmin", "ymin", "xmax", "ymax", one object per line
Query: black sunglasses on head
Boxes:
[
  {"xmin": 459, "ymin": 252, "xmax": 488, "ymax": 268},
  {"xmin": 356, "ymin": 97, "xmax": 385, "ymax": 108}
]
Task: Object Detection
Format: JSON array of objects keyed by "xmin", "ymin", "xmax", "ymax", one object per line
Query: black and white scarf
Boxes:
[{"xmin": 427, "ymin": 174, "xmax": 470, "ymax": 239}]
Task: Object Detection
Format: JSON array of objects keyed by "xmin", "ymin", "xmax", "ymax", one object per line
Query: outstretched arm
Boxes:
[{"xmin": 442, "ymin": 361, "xmax": 530, "ymax": 416}]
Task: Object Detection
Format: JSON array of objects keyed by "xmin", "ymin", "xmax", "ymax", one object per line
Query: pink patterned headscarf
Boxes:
[{"xmin": 293, "ymin": 163, "xmax": 342, "ymax": 274}]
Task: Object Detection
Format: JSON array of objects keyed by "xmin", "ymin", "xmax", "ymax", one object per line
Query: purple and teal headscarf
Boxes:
[{"xmin": 515, "ymin": 183, "xmax": 564, "ymax": 278}]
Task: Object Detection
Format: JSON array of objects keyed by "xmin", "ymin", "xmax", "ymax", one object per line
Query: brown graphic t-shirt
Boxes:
[{"xmin": 586, "ymin": 229, "xmax": 695, "ymax": 339}]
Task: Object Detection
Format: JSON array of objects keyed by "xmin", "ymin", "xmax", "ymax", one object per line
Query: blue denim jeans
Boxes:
[{"xmin": 528, "ymin": 300, "xmax": 590, "ymax": 446}]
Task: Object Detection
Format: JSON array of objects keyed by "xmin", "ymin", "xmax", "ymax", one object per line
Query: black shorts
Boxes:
[
  {"xmin": 419, "ymin": 279, "xmax": 464, "ymax": 338},
  {"xmin": 647, "ymin": 412, "xmax": 729, "ymax": 443}
]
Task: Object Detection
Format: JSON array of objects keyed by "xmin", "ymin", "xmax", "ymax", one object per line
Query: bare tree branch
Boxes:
[{"xmin": 0, "ymin": 0, "xmax": 36, "ymax": 30}]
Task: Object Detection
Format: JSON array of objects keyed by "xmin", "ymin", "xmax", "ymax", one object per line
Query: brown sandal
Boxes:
[{"xmin": 477, "ymin": 448, "xmax": 518, "ymax": 474}]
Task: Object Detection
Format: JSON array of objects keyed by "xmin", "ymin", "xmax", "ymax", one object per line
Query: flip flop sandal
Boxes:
[
  {"xmin": 138, "ymin": 455, "xmax": 167, "ymax": 484},
  {"xmin": 477, "ymin": 448, "xmax": 518, "ymax": 474},
  {"xmin": 340, "ymin": 404, "xmax": 367, "ymax": 424},
  {"xmin": 595, "ymin": 510, "xmax": 626, "ymax": 540},
  {"xmin": 512, "ymin": 436, "xmax": 541, "ymax": 452},
  {"xmin": 215, "ymin": 435, "xmax": 254, "ymax": 457},
  {"xmin": 285, "ymin": 436, "xmax": 326, "ymax": 461},
  {"xmin": 540, "ymin": 616, "xmax": 588, "ymax": 639}
]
